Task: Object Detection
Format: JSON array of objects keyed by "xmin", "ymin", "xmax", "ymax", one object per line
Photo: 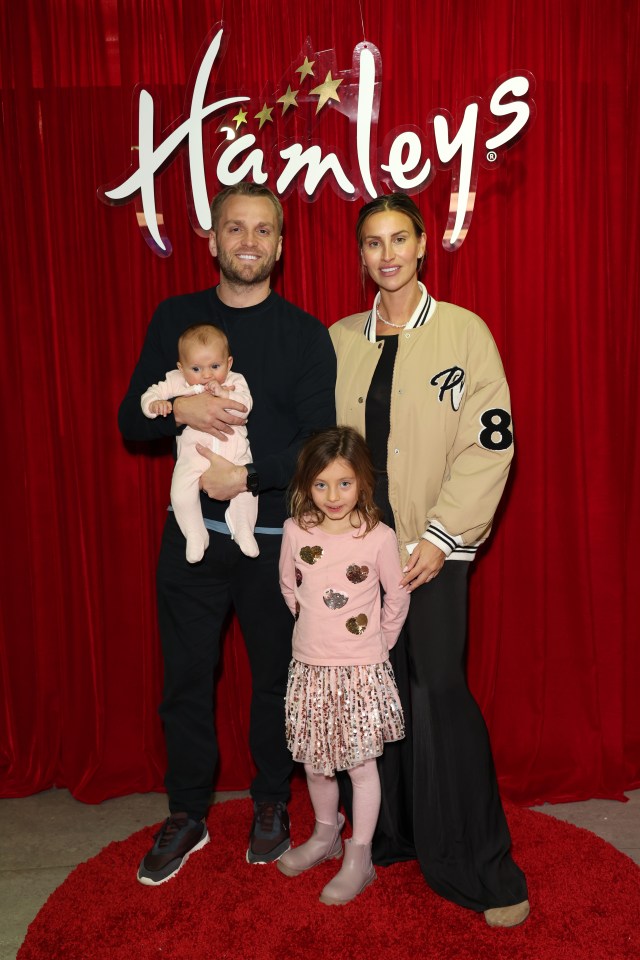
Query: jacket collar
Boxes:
[{"xmin": 363, "ymin": 282, "xmax": 437, "ymax": 342}]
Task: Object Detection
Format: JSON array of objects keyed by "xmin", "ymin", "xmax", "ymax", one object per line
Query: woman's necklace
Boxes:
[{"xmin": 376, "ymin": 304, "xmax": 408, "ymax": 329}]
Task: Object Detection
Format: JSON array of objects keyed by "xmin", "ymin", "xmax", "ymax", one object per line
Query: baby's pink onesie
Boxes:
[{"xmin": 141, "ymin": 369, "xmax": 258, "ymax": 562}]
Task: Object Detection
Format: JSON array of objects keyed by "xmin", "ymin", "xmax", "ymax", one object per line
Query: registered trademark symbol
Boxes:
[{"xmin": 486, "ymin": 150, "xmax": 497, "ymax": 162}]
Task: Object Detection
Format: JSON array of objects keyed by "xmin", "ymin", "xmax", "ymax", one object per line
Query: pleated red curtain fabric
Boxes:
[{"xmin": 0, "ymin": 0, "xmax": 637, "ymax": 804}]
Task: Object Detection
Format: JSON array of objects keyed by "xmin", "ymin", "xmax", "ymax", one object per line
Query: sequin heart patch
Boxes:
[
  {"xmin": 295, "ymin": 567, "xmax": 303, "ymax": 586},
  {"xmin": 346, "ymin": 613, "xmax": 368, "ymax": 635},
  {"xmin": 323, "ymin": 589, "xmax": 349, "ymax": 610},
  {"xmin": 346, "ymin": 564, "xmax": 369, "ymax": 584},
  {"xmin": 300, "ymin": 545, "xmax": 323, "ymax": 565}
]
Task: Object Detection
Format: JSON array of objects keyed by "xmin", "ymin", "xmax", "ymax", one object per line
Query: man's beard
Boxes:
[{"xmin": 217, "ymin": 247, "xmax": 278, "ymax": 287}]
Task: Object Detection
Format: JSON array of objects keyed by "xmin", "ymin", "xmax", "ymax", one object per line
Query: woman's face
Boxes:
[{"xmin": 360, "ymin": 210, "xmax": 426, "ymax": 295}]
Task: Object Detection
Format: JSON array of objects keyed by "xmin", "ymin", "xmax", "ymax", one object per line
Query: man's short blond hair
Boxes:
[{"xmin": 209, "ymin": 182, "xmax": 283, "ymax": 234}]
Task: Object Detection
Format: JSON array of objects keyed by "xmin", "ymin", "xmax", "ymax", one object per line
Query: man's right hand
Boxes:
[{"xmin": 173, "ymin": 392, "xmax": 247, "ymax": 441}]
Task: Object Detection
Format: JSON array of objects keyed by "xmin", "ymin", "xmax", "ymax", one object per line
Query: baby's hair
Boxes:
[
  {"xmin": 178, "ymin": 323, "xmax": 229, "ymax": 361},
  {"xmin": 289, "ymin": 426, "xmax": 382, "ymax": 535}
]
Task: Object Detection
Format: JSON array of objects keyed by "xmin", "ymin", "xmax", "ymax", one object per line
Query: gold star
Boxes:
[
  {"xmin": 277, "ymin": 85, "xmax": 299, "ymax": 114},
  {"xmin": 232, "ymin": 107, "xmax": 248, "ymax": 129},
  {"xmin": 254, "ymin": 103, "xmax": 274, "ymax": 129},
  {"xmin": 309, "ymin": 72, "xmax": 343, "ymax": 113},
  {"xmin": 296, "ymin": 56, "xmax": 315, "ymax": 81}
]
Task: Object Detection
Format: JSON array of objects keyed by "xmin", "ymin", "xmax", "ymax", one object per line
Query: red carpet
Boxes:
[{"xmin": 19, "ymin": 789, "xmax": 640, "ymax": 960}]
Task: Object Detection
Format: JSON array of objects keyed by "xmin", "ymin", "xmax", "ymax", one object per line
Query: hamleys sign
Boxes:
[{"xmin": 99, "ymin": 25, "xmax": 535, "ymax": 256}]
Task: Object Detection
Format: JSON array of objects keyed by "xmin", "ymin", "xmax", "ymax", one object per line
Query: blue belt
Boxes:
[
  {"xmin": 204, "ymin": 518, "xmax": 283, "ymax": 536},
  {"xmin": 167, "ymin": 506, "xmax": 282, "ymax": 536}
]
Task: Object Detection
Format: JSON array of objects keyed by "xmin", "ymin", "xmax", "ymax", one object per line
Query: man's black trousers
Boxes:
[{"xmin": 156, "ymin": 514, "xmax": 293, "ymax": 820}]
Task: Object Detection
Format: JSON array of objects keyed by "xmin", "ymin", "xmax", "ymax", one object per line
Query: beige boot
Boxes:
[
  {"xmin": 319, "ymin": 838, "xmax": 376, "ymax": 905},
  {"xmin": 484, "ymin": 899, "xmax": 530, "ymax": 928},
  {"xmin": 277, "ymin": 813, "xmax": 345, "ymax": 877}
]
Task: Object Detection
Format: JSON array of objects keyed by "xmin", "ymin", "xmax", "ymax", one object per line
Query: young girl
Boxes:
[{"xmin": 277, "ymin": 426, "xmax": 409, "ymax": 905}]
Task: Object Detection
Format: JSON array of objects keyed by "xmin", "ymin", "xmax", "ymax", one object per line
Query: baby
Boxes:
[{"xmin": 141, "ymin": 323, "xmax": 258, "ymax": 562}]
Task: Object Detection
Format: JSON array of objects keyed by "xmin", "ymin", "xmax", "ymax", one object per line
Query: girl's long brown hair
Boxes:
[{"xmin": 289, "ymin": 427, "xmax": 382, "ymax": 535}]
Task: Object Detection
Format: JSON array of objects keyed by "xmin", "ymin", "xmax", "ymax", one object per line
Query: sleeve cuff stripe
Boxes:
[{"xmin": 426, "ymin": 526, "xmax": 458, "ymax": 550}]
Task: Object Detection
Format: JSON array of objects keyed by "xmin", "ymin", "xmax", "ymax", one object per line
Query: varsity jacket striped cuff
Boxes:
[{"xmin": 423, "ymin": 521, "xmax": 480, "ymax": 561}]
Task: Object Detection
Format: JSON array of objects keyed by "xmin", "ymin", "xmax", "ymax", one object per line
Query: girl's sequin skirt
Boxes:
[{"xmin": 285, "ymin": 658, "xmax": 405, "ymax": 775}]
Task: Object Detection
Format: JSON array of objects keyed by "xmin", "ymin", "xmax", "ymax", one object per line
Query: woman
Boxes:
[{"xmin": 329, "ymin": 193, "xmax": 529, "ymax": 927}]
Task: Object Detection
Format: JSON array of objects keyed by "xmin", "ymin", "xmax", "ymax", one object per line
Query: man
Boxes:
[{"xmin": 118, "ymin": 182, "xmax": 336, "ymax": 885}]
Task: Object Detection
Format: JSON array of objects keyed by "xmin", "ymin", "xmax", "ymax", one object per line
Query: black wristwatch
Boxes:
[{"xmin": 245, "ymin": 463, "xmax": 259, "ymax": 496}]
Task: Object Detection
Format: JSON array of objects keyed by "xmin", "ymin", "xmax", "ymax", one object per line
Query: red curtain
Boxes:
[{"xmin": 1, "ymin": 0, "xmax": 638, "ymax": 805}]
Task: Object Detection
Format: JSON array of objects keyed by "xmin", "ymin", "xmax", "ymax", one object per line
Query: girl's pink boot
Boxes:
[
  {"xmin": 277, "ymin": 813, "xmax": 345, "ymax": 877},
  {"xmin": 319, "ymin": 838, "xmax": 376, "ymax": 905}
]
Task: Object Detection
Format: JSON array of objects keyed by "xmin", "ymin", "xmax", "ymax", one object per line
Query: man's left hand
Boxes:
[{"xmin": 196, "ymin": 445, "xmax": 248, "ymax": 501}]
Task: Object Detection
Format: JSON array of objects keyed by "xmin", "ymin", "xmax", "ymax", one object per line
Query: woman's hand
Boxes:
[{"xmin": 400, "ymin": 540, "xmax": 446, "ymax": 592}]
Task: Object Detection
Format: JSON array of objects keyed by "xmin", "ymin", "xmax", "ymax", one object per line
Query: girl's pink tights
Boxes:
[{"xmin": 304, "ymin": 757, "xmax": 381, "ymax": 844}]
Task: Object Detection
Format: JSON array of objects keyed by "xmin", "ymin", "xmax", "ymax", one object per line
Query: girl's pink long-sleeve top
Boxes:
[{"xmin": 279, "ymin": 518, "xmax": 410, "ymax": 667}]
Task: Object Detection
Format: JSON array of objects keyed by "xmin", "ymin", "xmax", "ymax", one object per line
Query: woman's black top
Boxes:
[{"xmin": 364, "ymin": 334, "xmax": 399, "ymax": 529}]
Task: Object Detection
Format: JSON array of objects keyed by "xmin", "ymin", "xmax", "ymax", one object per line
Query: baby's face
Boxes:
[{"xmin": 178, "ymin": 340, "xmax": 232, "ymax": 386}]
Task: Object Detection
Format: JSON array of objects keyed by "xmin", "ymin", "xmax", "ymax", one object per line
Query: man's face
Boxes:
[{"xmin": 209, "ymin": 195, "xmax": 282, "ymax": 286}]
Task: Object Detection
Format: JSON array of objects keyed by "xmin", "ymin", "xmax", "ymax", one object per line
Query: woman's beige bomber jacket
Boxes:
[{"xmin": 329, "ymin": 299, "xmax": 514, "ymax": 566}]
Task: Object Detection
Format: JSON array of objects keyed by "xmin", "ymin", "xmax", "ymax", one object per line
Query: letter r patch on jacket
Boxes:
[{"xmin": 430, "ymin": 366, "xmax": 465, "ymax": 410}]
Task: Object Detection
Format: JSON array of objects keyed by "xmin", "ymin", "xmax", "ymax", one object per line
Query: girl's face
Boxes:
[
  {"xmin": 311, "ymin": 457, "xmax": 360, "ymax": 531},
  {"xmin": 360, "ymin": 210, "xmax": 426, "ymax": 294}
]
